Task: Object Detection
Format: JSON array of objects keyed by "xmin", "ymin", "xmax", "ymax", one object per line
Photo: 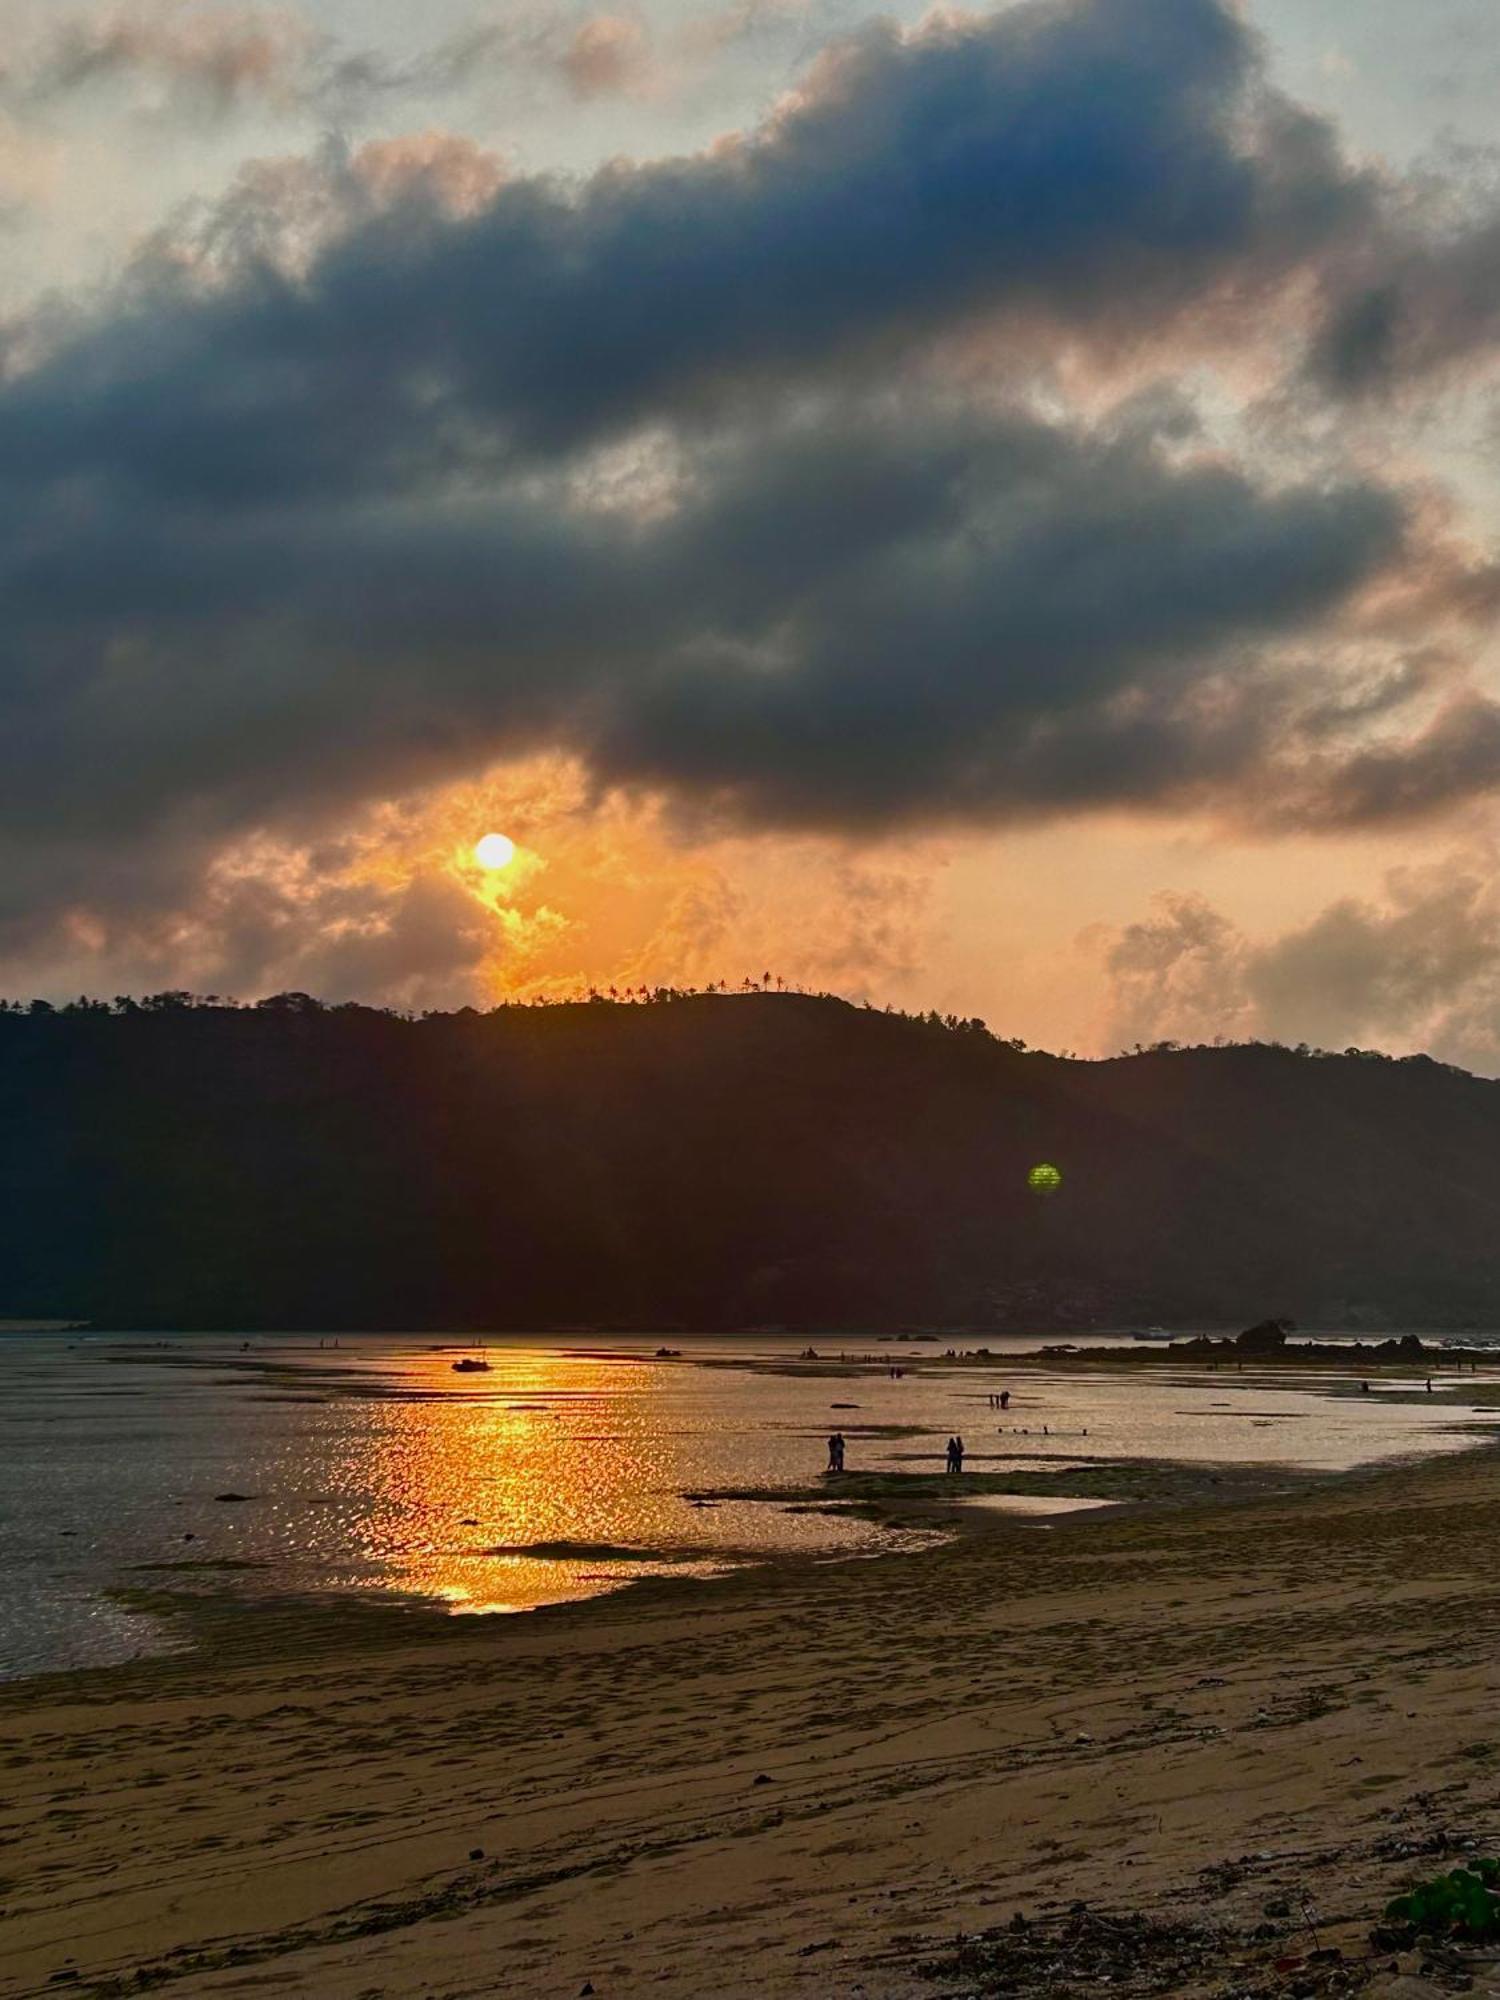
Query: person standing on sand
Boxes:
[
  {"xmin": 1000, "ymin": 1390, "xmax": 1011, "ymax": 1411},
  {"xmin": 827, "ymin": 1433, "xmax": 844, "ymax": 1473},
  {"xmin": 946, "ymin": 1436, "xmax": 965, "ymax": 1474}
]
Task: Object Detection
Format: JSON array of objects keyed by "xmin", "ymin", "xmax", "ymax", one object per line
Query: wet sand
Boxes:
[{"xmin": 5, "ymin": 1443, "xmax": 1500, "ymax": 1998}]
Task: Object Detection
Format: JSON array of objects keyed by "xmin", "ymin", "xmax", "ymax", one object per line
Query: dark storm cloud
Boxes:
[
  {"xmin": 584, "ymin": 411, "xmax": 1404, "ymax": 827},
  {"xmin": 0, "ymin": 396, "xmax": 1406, "ymax": 942},
  {"xmin": 0, "ymin": 0, "xmax": 1372, "ymax": 506},
  {"xmin": 1, "ymin": 0, "xmax": 1497, "ymax": 960},
  {"xmin": 1276, "ymin": 696, "xmax": 1500, "ymax": 830},
  {"xmin": 1308, "ymin": 217, "xmax": 1500, "ymax": 398}
]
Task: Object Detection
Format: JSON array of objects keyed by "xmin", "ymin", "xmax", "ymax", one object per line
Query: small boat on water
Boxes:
[{"xmin": 451, "ymin": 1356, "xmax": 492, "ymax": 1373}]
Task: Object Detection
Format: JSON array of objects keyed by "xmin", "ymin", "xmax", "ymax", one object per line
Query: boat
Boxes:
[{"xmin": 451, "ymin": 1357, "xmax": 492, "ymax": 1373}]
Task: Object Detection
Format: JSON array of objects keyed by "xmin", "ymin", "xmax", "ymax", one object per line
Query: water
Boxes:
[{"xmin": 1, "ymin": 1331, "xmax": 1495, "ymax": 1679}]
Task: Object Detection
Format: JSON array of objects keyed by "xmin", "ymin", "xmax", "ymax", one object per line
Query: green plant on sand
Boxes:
[{"xmin": 1385, "ymin": 1859, "xmax": 1500, "ymax": 1937}]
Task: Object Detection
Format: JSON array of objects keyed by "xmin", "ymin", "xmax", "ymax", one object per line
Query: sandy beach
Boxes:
[{"xmin": 5, "ymin": 1433, "xmax": 1500, "ymax": 1999}]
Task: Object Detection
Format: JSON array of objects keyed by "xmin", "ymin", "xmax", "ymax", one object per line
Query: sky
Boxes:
[{"xmin": 7, "ymin": 0, "xmax": 1500, "ymax": 1066}]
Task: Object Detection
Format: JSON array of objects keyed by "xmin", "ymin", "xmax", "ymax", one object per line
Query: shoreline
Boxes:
[
  {"xmin": 55, "ymin": 1428, "xmax": 1486, "ymax": 1698},
  {"xmin": 4, "ymin": 1450, "xmax": 1319, "ymax": 1698},
  {"xmin": 7, "ymin": 1334, "xmax": 1499, "ymax": 1689},
  {"xmin": 7, "ymin": 1439, "xmax": 1500, "ymax": 1996}
]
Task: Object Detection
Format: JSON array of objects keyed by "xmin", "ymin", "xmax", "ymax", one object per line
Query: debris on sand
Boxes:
[
  {"xmin": 922, "ymin": 1908, "xmax": 1241, "ymax": 1996},
  {"xmin": 912, "ymin": 1904, "xmax": 1466, "ymax": 1998}
]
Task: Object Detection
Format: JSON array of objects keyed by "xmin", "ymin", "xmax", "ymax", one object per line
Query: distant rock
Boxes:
[{"xmin": 1235, "ymin": 1318, "xmax": 1294, "ymax": 1354}]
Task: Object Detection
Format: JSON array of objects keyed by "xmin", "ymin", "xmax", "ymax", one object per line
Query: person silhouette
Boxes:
[{"xmin": 946, "ymin": 1435, "xmax": 965, "ymax": 1474}]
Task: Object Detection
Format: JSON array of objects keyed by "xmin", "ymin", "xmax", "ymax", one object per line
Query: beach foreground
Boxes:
[{"xmin": 5, "ymin": 1446, "xmax": 1500, "ymax": 1999}]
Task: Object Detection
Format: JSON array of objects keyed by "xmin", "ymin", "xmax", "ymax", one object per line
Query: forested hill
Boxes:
[{"xmin": 3, "ymin": 991, "xmax": 1499, "ymax": 1332}]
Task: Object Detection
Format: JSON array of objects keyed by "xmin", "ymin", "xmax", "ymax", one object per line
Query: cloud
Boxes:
[
  {"xmin": 1269, "ymin": 694, "xmax": 1500, "ymax": 831},
  {"xmin": 0, "ymin": 0, "xmax": 1375, "ymax": 483},
  {"xmin": 1309, "ymin": 239, "xmax": 1500, "ymax": 400},
  {"xmin": 22, "ymin": 4, "xmax": 319, "ymax": 115},
  {"xmin": 5, "ymin": 3, "xmax": 673, "ymax": 127},
  {"xmin": 580, "ymin": 405, "xmax": 1407, "ymax": 829},
  {"xmin": 0, "ymin": 111, "xmax": 57, "ymax": 224},
  {"xmin": 1302, "ymin": 140, "xmax": 1500, "ymax": 402},
  {"xmin": 0, "ymin": 752, "xmax": 943, "ymax": 1011},
  {"xmin": 3, "ymin": 0, "xmax": 1500, "ymax": 987},
  {"xmin": 39, "ymin": 855, "xmax": 500, "ymax": 1013},
  {"xmin": 113, "ymin": 130, "xmax": 509, "ymax": 300},
  {"xmin": 1094, "ymin": 891, "xmax": 1257, "ymax": 1049},
  {"xmin": 1095, "ymin": 854, "xmax": 1500, "ymax": 1074},
  {"xmin": 560, "ymin": 15, "xmax": 650, "ymax": 99},
  {"xmin": 0, "ymin": 389, "xmax": 1412, "ymax": 952}
]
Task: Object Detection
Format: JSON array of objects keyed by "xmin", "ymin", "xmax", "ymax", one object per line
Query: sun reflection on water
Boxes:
[{"xmin": 321, "ymin": 1348, "xmax": 851, "ymax": 1613}]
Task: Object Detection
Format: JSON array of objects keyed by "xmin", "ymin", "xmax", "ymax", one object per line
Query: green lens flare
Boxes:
[{"xmin": 1028, "ymin": 1162, "xmax": 1063, "ymax": 1194}]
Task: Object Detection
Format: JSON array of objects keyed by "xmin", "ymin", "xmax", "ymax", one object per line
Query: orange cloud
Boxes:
[{"xmin": 333, "ymin": 755, "xmax": 944, "ymax": 1007}]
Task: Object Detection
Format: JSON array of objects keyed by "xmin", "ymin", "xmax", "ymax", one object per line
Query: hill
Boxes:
[{"xmin": 2, "ymin": 991, "xmax": 1498, "ymax": 1331}]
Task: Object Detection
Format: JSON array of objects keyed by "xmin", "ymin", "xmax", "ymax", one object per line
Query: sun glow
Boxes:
[
  {"xmin": 474, "ymin": 832, "xmax": 516, "ymax": 870},
  {"xmin": 314, "ymin": 754, "xmax": 939, "ymax": 1014}
]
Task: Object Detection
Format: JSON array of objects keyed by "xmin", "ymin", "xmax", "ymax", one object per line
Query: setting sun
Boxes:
[{"xmin": 474, "ymin": 832, "xmax": 516, "ymax": 870}]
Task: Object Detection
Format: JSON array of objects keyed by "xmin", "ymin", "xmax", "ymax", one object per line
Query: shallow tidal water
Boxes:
[{"xmin": 1, "ymin": 1330, "xmax": 1495, "ymax": 1679}]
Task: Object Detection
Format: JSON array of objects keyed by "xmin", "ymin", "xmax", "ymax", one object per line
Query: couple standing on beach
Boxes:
[
  {"xmin": 826, "ymin": 1432, "xmax": 847, "ymax": 1473},
  {"xmin": 946, "ymin": 1435, "xmax": 965, "ymax": 1473}
]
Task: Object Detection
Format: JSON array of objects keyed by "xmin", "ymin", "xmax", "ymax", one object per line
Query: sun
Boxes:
[{"xmin": 474, "ymin": 832, "xmax": 516, "ymax": 870}]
